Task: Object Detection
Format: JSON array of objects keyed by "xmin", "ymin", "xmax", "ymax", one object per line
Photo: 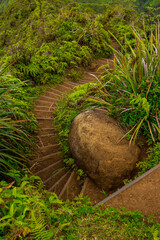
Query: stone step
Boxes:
[
  {"xmin": 35, "ymin": 159, "xmax": 65, "ymax": 181},
  {"xmin": 37, "ymin": 118, "xmax": 54, "ymax": 128},
  {"xmin": 80, "ymin": 177, "xmax": 105, "ymax": 204},
  {"xmin": 56, "ymin": 84, "xmax": 73, "ymax": 92},
  {"xmin": 35, "ymin": 144, "xmax": 61, "ymax": 157},
  {"xmin": 44, "ymin": 90, "xmax": 62, "ymax": 99},
  {"xmin": 48, "ymin": 170, "xmax": 71, "ymax": 194},
  {"xmin": 63, "ymin": 81, "xmax": 79, "ymax": 88},
  {"xmin": 59, "ymin": 170, "xmax": 82, "ymax": 201},
  {"xmin": 31, "ymin": 152, "xmax": 63, "ymax": 173},
  {"xmin": 47, "ymin": 88, "xmax": 62, "ymax": 95},
  {"xmin": 37, "ymin": 134, "xmax": 57, "ymax": 147},
  {"xmin": 32, "ymin": 151, "xmax": 62, "ymax": 162},
  {"xmin": 63, "ymin": 82, "xmax": 78, "ymax": 87},
  {"xmin": 39, "ymin": 95, "xmax": 58, "ymax": 103},
  {"xmin": 37, "ymin": 127, "xmax": 57, "ymax": 135},
  {"xmin": 34, "ymin": 100, "xmax": 57, "ymax": 107},
  {"xmin": 31, "ymin": 151, "xmax": 62, "ymax": 164},
  {"xmin": 44, "ymin": 168, "xmax": 67, "ymax": 190},
  {"xmin": 34, "ymin": 105, "xmax": 56, "ymax": 111},
  {"xmin": 33, "ymin": 110, "xmax": 54, "ymax": 118}
]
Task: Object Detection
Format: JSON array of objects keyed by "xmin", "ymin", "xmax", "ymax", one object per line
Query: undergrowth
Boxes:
[
  {"xmin": 0, "ymin": 175, "xmax": 160, "ymax": 239},
  {"xmin": 0, "ymin": 0, "xmax": 112, "ymax": 85},
  {"xmin": 0, "ymin": 65, "xmax": 45, "ymax": 180}
]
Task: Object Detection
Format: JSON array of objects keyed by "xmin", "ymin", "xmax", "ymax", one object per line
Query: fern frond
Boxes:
[{"xmin": 30, "ymin": 212, "xmax": 53, "ymax": 240}]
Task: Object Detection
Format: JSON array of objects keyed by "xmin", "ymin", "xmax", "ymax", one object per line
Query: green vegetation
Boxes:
[
  {"xmin": 0, "ymin": 0, "xmax": 113, "ymax": 178},
  {"xmin": 54, "ymin": 25, "xmax": 160, "ymax": 177},
  {"xmin": 1, "ymin": 176, "xmax": 160, "ymax": 239},
  {"xmin": 0, "ymin": 0, "xmax": 13, "ymax": 10},
  {"xmin": 0, "ymin": 66, "xmax": 39, "ymax": 181},
  {"xmin": 74, "ymin": 0, "xmax": 160, "ymax": 9},
  {"xmin": 0, "ymin": 0, "xmax": 111, "ymax": 85},
  {"xmin": 137, "ymin": 142, "xmax": 160, "ymax": 176},
  {"xmin": 73, "ymin": 0, "xmax": 110, "ymax": 14},
  {"xmin": 0, "ymin": 0, "xmax": 160, "ymax": 238},
  {"xmin": 103, "ymin": 26, "xmax": 160, "ymax": 144},
  {"xmin": 136, "ymin": 0, "xmax": 160, "ymax": 9},
  {"xmin": 54, "ymin": 84, "xmax": 94, "ymax": 172}
]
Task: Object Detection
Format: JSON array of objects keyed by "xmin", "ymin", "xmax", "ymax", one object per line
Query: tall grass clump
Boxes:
[
  {"xmin": 0, "ymin": 66, "xmax": 36, "ymax": 180},
  {"xmin": 101, "ymin": 24, "xmax": 160, "ymax": 145}
]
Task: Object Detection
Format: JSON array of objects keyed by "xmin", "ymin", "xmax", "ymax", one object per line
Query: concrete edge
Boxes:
[{"xmin": 94, "ymin": 163, "xmax": 160, "ymax": 207}]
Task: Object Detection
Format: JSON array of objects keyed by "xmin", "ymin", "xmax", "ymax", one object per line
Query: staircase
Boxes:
[{"xmin": 30, "ymin": 58, "xmax": 112, "ymax": 203}]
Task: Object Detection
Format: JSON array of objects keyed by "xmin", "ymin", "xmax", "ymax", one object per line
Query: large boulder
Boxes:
[{"xmin": 68, "ymin": 109, "xmax": 140, "ymax": 191}]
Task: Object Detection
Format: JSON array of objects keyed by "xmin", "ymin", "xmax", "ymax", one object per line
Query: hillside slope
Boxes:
[{"xmin": 0, "ymin": 0, "xmax": 112, "ymax": 85}]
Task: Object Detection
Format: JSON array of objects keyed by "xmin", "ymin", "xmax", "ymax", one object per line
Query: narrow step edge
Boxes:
[
  {"xmin": 31, "ymin": 151, "xmax": 62, "ymax": 162},
  {"xmin": 35, "ymin": 143, "xmax": 60, "ymax": 150},
  {"xmin": 45, "ymin": 90, "xmax": 62, "ymax": 97},
  {"xmin": 36, "ymin": 118, "xmax": 53, "ymax": 120},
  {"xmin": 39, "ymin": 127, "xmax": 57, "ymax": 131},
  {"xmin": 94, "ymin": 163, "xmax": 160, "ymax": 208},
  {"xmin": 34, "ymin": 105, "xmax": 56, "ymax": 109},
  {"xmin": 44, "ymin": 167, "xmax": 66, "ymax": 184},
  {"xmin": 57, "ymin": 85, "xmax": 72, "ymax": 91},
  {"xmin": 35, "ymin": 100, "xmax": 54, "ymax": 104},
  {"xmin": 34, "ymin": 159, "xmax": 63, "ymax": 176},
  {"xmin": 39, "ymin": 95, "xmax": 59, "ymax": 101},
  {"xmin": 48, "ymin": 169, "xmax": 71, "ymax": 192},
  {"xmin": 33, "ymin": 110, "xmax": 54, "ymax": 113},
  {"xmin": 48, "ymin": 88, "xmax": 62, "ymax": 94},
  {"xmin": 64, "ymin": 82, "xmax": 79, "ymax": 87},
  {"xmin": 80, "ymin": 177, "xmax": 89, "ymax": 195},
  {"xmin": 37, "ymin": 133, "xmax": 57, "ymax": 137},
  {"xmin": 58, "ymin": 170, "xmax": 75, "ymax": 198}
]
